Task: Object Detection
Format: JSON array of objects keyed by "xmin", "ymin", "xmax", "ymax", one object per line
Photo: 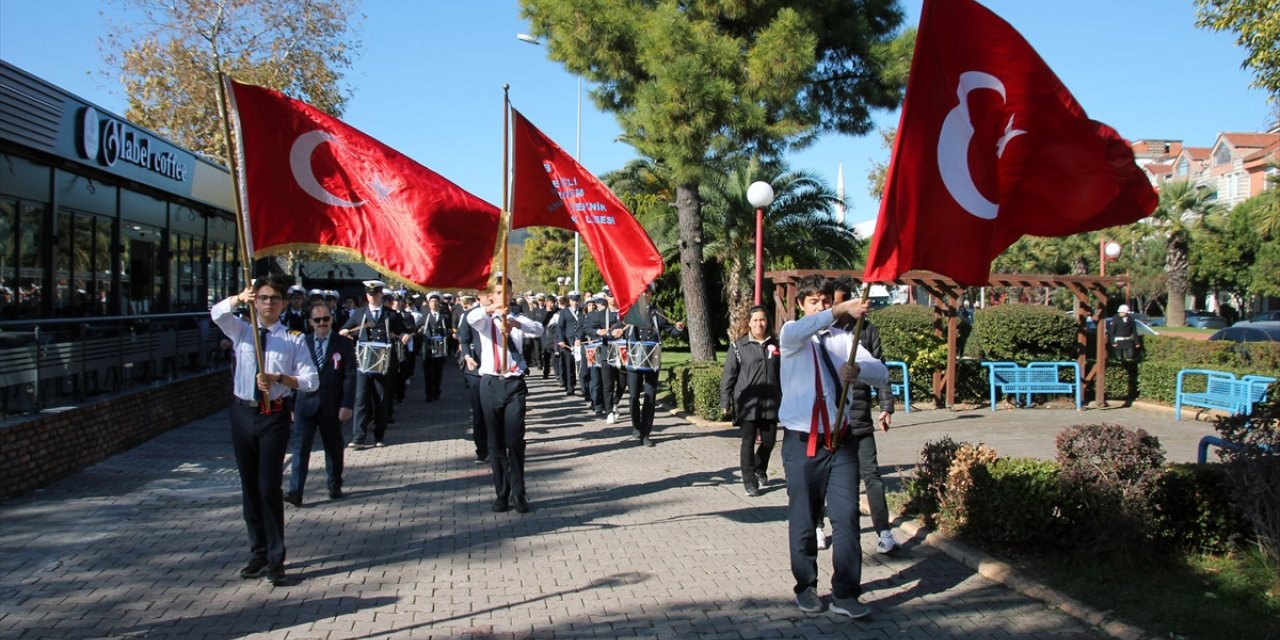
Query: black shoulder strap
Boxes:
[{"xmin": 815, "ymin": 333, "xmax": 842, "ymax": 392}]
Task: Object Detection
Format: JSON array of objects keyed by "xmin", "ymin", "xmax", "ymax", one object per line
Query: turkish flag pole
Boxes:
[
  {"xmin": 864, "ymin": 0, "xmax": 1157, "ymax": 286},
  {"xmin": 500, "ymin": 86, "xmax": 511, "ymax": 372},
  {"xmin": 216, "ymin": 73, "xmax": 270, "ymax": 414}
]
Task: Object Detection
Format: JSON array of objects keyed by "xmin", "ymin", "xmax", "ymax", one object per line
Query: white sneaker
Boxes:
[
  {"xmin": 606, "ymin": 411, "xmax": 617, "ymax": 424},
  {"xmin": 815, "ymin": 528, "xmax": 830, "ymax": 551},
  {"xmin": 876, "ymin": 530, "xmax": 898, "ymax": 554}
]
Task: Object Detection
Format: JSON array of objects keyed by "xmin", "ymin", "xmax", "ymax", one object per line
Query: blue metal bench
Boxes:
[
  {"xmin": 870, "ymin": 360, "xmax": 912, "ymax": 413},
  {"xmin": 1174, "ymin": 369, "xmax": 1275, "ymax": 421},
  {"xmin": 981, "ymin": 361, "xmax": 1082, "ymax": 411}
]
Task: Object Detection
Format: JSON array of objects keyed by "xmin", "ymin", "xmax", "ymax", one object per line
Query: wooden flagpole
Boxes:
[
  {"xmin": 830, "ymin": 283, "xmax": 871, "ymax": 450},
  {"xmin": 214, "ymin": 70, "xmax": 270, "ymax": 414},
  {"xmin": 500, "ymin": 85, "xmax": 511, "ymax": 372}
]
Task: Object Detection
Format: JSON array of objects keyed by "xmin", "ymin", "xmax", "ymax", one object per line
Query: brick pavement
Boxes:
[{"xmin": 0, "ymin": 363, "xmax": 1205, "ymax": 639}]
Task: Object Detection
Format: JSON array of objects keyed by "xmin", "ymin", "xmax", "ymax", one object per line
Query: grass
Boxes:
[
  {"xmin": 1157, "ymin": 326, "xmax": 1220, "ymax": 340},
  {"xmin": 1009, "ymin": 548, "xmax": 1280, "ymax": 640}
]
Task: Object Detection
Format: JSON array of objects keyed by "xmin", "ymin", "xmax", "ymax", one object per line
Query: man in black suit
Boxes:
[
  {"xmin": 454, "ymin": 295, "xmax": 487, "ymax": 463},
  {"xmin": 282, "ymin": 284, "xmax": 309, "ymax": 333},
  {"xmin": 554, "ymin": 293, "xmax": 582, "ymax": 395},
  {"xmin": 421, "ymin": 292, "xmax": 451, "ymax": 402},
  {"xmin": 339, "ymin": 280, "xmax": 410, "ymax": 449},
  {"xmin": 285, "ymin": 302, "xmax": 357, "ymax": 506}
]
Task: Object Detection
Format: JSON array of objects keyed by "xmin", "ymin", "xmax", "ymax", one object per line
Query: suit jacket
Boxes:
[
  {"xmin": 341, "ymin": 305, "xmax": 408, "ymax": 344},
  {"xmin": 454, "ymin": 306, "xmax": 482, "ymax": 375},
  {"xmin": 295, "ymin": 332, "xmax": 357, "ymax": 419},
  {"xmin": 556, "ymin": 306, "xmax": 583, "ymax": 349}
]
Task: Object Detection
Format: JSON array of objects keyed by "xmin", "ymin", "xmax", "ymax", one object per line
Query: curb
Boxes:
[{"xmin": 895, "ymin": 519, "xmax": 1151, "ymax": 640}]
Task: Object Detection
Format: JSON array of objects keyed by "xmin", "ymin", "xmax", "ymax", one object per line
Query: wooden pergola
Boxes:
[{"xmin": 765, "ymin": 269, "xmax": 1128, "ymax": 408}]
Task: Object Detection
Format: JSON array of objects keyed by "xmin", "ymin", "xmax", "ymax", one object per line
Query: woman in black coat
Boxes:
[{"xmin": 720, "ymin": 305, "xmax": 782, "ymax": 497}]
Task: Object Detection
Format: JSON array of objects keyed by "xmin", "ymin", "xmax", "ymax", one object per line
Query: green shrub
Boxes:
[
  {"xmin": 955, "ymin": 457, "xmax": 1066, "ymax": 551},
  {"xmin": 1056, "ymin": 423, "xmax": 1166, "ymax": 557},
  {"xmin": 971, "ymin": 304, "xmax": 1077, "ymax": 363},
  {"xmin": 1213, "ymin": 398, "xmax": 1280, "ymax": 567},
  {"xmin": 903, "ymin": 436, "xmax": 966, "ymax": 525},
  {"xmin": 937, "ymin": 443, "xmax": 999, "ymax": 536},
  {"xmin": 1154, "ymin": 463, "xmax": 1249, "ymax": 555},
  {"xmin": 688, "ymin": 362, "xmax": 724, "ymax": 421},
  {"xmin": 872, "ymin": 305, "xmax": 947, "ymax": 405}
]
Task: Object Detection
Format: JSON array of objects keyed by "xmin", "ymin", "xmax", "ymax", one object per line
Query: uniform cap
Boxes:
[
  {"xmin": 287, "ymin": 284, "xmax": 306, "ymax": 295},
  {"xmin": 307, "ymin": 289, "xmax": 324, "ymax": 298},
  {"xmin": 1117, "ymin": 304, "xmax": 1130, "ymax": 314},
  {"xmin": 427, "ymin": 291, "xmax": 442, "ymax": 301},
  {"xmin": 363, "ymin": 280, "xmax": 386, "ymax": 292}
]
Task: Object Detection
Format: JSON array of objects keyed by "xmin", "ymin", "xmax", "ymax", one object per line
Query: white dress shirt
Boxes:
[
  {"xmin": 212, "ymin": 299, "xmax": 319, "ymax": 402},
  {"xmin": 777, "ymin": 308, "xmax": 888, "ymax": 434},
  {"xmin": 466, "ymin": 306, "xmax": 545, "ymax": 377}
]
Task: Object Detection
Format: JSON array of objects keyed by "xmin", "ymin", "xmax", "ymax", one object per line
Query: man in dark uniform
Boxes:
[
  {"xmin": 285, "ymin": 301, "xmax": 356, "ymax": 507},
  {"xmin": 454, "ymin": 295, "xmax": 487, "ymax": 463},
  {"xmin": 211, "ymin": 275, "xmax": 318, "ymax": 587},
  {"xmin": 421, "ymin": 291, "xmax": 451, "ymax": 402},
  {"xmin": 339, "ymin": 280, "xmax": 409, "ymax": 449},
  {"xmin": 282, "ymin": 284, "xmax": 309, "ymax": 333},
  {"xmin": 555, "ymin": 292, "xmax": 582, "ymax": 395},
  {"xmin": 1110, "ymin": 304, "xmax": 1142, "ymax": 404},
  {"xmin": 467, "ymin": 274, "xmax": 544, "ymax": 513},
  {"xmin": 539, "ymin": 294, "xmax": 558, "ymax": 378},
  {"xmin": 621, "ymin": 284, "xmax": 685, "ymax": 446},
  {"xmin": 325, "ymin": 290, "xmax": 349, "ymax": 328},
  {"xmin": 583, "ymin": 290, "xmax": 624, "ymax": 419},
  {"xmin": 524, "ymin": 293, "xmax": 548, "ymax": 378},
  {"xmin": 446, "ymin": 293, "xmax": 463, "ymax": 358}
]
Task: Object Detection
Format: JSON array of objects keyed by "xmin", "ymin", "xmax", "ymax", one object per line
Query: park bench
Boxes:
[
  {"xmin": 981, "ymin": 361, "xmax": 1082, "ymax": 411},
  {"xmin": 870, "ymin": 360, "xmax": 912, "ymax": 413},
  {"xmin": 1174, "ymin": 369, "xmax": 1274, "ymax": 421}
]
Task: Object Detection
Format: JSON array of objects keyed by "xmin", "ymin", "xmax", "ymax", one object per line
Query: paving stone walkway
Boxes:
[{"xmin": 3, "ymin": 364, "xmax": 1211, "ymax": 639}]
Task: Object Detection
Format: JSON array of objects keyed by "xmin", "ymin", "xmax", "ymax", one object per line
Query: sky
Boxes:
[{"xmin": 0, "ymin": 0, "xmax": 1273, "ymax": 233}]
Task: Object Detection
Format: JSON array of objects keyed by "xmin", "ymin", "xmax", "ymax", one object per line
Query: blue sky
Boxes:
[{"xmin": 1, "ymin": 0, "xmax": 1272, "ymax": 231}]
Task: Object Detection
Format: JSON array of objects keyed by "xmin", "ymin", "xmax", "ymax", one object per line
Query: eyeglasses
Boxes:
[
  {"xmin": 311, "ymin": 316, "xmax": 333, "ymax": 324},
  {"xmin": 255, "ymin": 295, "xmax": 284, "ymax": 304}
]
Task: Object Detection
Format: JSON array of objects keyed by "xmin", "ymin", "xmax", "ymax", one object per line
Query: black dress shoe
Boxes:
[
  {"xmin": 239, "ymin": 557, "xmax": 269, "ymax": 579},
  {"xmin": 283, "ymin": 491, "xmax": 302, "ymax": 507},
  {"xmin": 474, "ymin": 456, "xmax": 489, "ymax": 465},
  {"xmin": 492, "ymin": 498, "xmax": 510, "ymax": 512},
  {"xmin": 329, "ymin": 487, "xmax": 343, "ymax": 500},
  {"xmin": 642, "ymin": 437, "xmax": 655, "ymax": 447},
  {"xmin": 264, "ymin": 563, "xmax": 287, "ymax": 587},
  {"xmin": 514, "ymin": 498, "xmax": 530, "ymax": 514}
]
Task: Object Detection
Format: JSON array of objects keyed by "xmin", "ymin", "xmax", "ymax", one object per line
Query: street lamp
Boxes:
[
  {"xmin": 517, "ymin": 33, "xmax": 582, "ymax": 291},
  {"xmin": 556, "ymin": 275, "xmax": 570, "ymax": 296},
  {"xmin": 1100, "ymin": 239, "xmax": 1121, "ymax": 277},
  {"xmin": 747, "ymin": 181, "xmax": 775, "ymax": 305}
]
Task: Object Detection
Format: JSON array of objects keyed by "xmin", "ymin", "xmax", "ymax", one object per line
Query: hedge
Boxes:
[
  {"xmin": 970, "ymin": 303, "xmax": 1077, "ymax": 363},
  {"xmin": 664, "ymin": 360, "xmax": 724, "ymax": 421}
]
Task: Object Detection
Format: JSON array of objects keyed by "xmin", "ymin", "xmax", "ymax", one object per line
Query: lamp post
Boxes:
[
  {"xmin": 556, "ymin": 276, "xmax": 569, "ymax": 296},
  {"xmin": 1100, "ymin": 239, "xmax": 1121, "ymax": 277},
  {"xmin": 747, "ymin": 181, "xmax": 775, "ymax": 305},
  {"xmin": 517, "ymin": 33, "xmax": 582, "ymax": 291}
]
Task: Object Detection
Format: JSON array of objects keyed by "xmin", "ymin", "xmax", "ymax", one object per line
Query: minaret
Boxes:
[{"xmin": 836, "ymin": 161, "xmax": 846, "ymax": 225}]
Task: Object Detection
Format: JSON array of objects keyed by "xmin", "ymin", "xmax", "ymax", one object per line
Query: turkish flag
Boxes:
[
  {"xmin": 227, "ymin": 79, "xmax": 500, "ymax": 290},
  {"xmin": 863, "ymin": 0, "xmax": 1157, "ymax": 286},
  {"xmin": 511, "ymin": 109, "xmax": 663, "ymax": 314}
]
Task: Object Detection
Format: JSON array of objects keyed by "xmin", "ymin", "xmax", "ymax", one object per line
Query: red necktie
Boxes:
[{"xmin": 808, "ymin": 342, "xmax": 830, "ymax": 457}]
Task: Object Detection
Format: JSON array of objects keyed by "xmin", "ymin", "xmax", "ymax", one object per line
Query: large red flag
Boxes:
[
  {"xmin": 510, "ymin": 109, "xmax": 663, "ymax": 314},
  {"xmin": 227, "ymin": 80, "xmax": 500, "ymax": 290},
  {"xmin": 863, "ymin": 0, "xmax": 1157, "ymax": 286}
]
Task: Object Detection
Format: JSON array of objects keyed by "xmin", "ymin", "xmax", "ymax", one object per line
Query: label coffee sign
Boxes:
[{"xmin": 78, "ymin": 107, "xmax": 190, "ymax": 183}]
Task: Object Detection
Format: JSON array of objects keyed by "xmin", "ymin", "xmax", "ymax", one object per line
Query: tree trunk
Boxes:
[
  {"xmin": 1165, "ymin": 234, "xmax": 1190, "ymax": 327},
  {"xmin": 676, "ymin": 183, "xmax": 716, "ymax": 362},
  {"xmin": 725, "ymin": 254, "xmax": 748, "ymax": 342}
]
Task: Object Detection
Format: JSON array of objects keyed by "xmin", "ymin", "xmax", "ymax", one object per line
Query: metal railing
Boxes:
[{"xmin": 0, "ymin": 312, "xmax": 231, "ymax": 416}]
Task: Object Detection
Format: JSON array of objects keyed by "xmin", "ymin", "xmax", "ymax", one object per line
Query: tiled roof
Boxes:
[
  {"xmin": 1221, "ymin": 132, "xmax": 1280, "ymax": 149},
  {"xmin": 1145, "ymin": 163, "xmax": 1172, "ymax": 175},
  {"xmin": 1242, "ymin": 140, "xmax": 1280, "ymax": 163}
]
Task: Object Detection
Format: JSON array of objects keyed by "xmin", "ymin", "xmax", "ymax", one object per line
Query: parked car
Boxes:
[
  {"xmin": 1232, "ymin": 310, "xmax": 1280, "ymax": 327},
  {"xmin": 1129, "ymin": 312, "xmax": 1165, "ymax": 327},
  {"xmin": 1208, "ymin": 325, "xmax": 1280, "ymax": 343},
  {"xmin": 1184, "ymin": 310, "xmax": 1228, "ymax": 330}
]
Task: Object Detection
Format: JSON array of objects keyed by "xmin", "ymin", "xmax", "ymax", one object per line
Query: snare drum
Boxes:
[
  {"xmin": 583, "ymin": 340, "xmax": 603, "ymax": 368},
  {"xmin": 355, "ymin": 341, "xmax": 391, "ymax": 375},
  {"xmin": 627, "ymin": 340, "xmax": 662, "ymax": 372},
  {"xmin": 427, "ymin": 335, "xmax": 448, "ymax": 358},
  {"xmin": 607, "ymin": 340, "xmax": 628, "ymax": 368}
]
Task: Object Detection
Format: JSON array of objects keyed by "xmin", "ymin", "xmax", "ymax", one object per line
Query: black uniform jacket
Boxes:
[{"xmin": 720, "ymin": 335, "xmax": 781, "ymax": 425}]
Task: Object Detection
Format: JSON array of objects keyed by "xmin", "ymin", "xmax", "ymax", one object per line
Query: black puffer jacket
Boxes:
[
  {"xmin": 838, "ymin": 321, "xmax": 894, "ymax": 437},
  {"xmin": 720, "ymin": 335, "xmax": 782, "ymax": 424}
]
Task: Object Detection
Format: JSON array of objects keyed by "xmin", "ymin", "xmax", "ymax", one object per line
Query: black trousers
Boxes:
[
  {"xmin": 739, "ymin": 418, "xmax": 777, "ymax": 490},
  {"xmin": 230, "ymin": 400, "xmax": 291, "ymax": 565},
  {"xmin": 627, "ymin": 369, "xmax": 660, "ymax": 437},
  {"xmin": 396, "ymin": 352, "xmax": 415, "ymax": 401},
  {"xmin": 539, "ymin": 346, "xmax": 552, "ymax": 378},
  {"xmin": 558, "ymin": 346, "xmax": 576, "ymax": 393},
  {"xmin": 589, "ymin": 364, "xmax": 616, "ymax": 413},
  {"xmin": 782, "ymin": 429, "xmax": 863, "ymax": 599},
  {"xmin": 849, "ymin": 430, "xmax": 890, "ymax": 533},
  {"xmin": 464, "ymin": 371, "xmax": 486, "ymax": 458},
  {"xmin": 423, "ymin": 356, "xmax": 446, "ymax": 399},
  {"xmin": 480, "ymin": 375, "xmax": 529, "ymax": 503},
  {"xmin": 289, "ymin": 407, "xmax": 344, "ymax": 496},
  {"xmin": 352, "ymin": 371, "xmax": 391, "ymax": 444}
]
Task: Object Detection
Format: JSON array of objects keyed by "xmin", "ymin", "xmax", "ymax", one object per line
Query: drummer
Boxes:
[
  {"xmin": 621, "ymin": 282, "xmax": 685, "ymax": 447},
  {"xmin": 421, "ymin": 291, "xmax": 451, "ymax": 402},
  {"xmin": 338, "ymin": 280, "xmax": 410, "ymax": 449},
  {"xmin": 581, "ymin": 290, "xmax": 621, "ymax": 419}
]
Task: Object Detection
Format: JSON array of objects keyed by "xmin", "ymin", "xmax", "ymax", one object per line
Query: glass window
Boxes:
[
  {"xmin": 56, "ymin": 170, "xmax": 117, "ymax": 216},
  {"xmin": 122, "ymin": 222, "xmax": 163, "ymax": 314},
  {"xmin": 1214, "ymin": 145, "xmax": 1232, "ymax": 166},
  {"xmin": 55, "ymin": 210, "xmax": 72, "ymax": 315},
  {"xmin": 0, "ymin": 199, "xmax": 15, "ymax": 319},
  {"xmin": 18, "ymin": 202, "xmax": 45, "ymax": 319},
  {"xmin": 0, "ymin": 154, "xmax": 52, "ymax": 202}
]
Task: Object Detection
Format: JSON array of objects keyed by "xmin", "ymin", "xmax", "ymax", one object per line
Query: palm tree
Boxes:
[
  {"xmin": 1149, "ymin": 180, "xmax": 1220, "ymax": 326},
  {"xmin": 1257, "ymin": 159, "xmax": 1280, "ymax": 239},
  {"xmin": 701, "ymin": 159, "xmax": 859, "ymax": 337}
]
